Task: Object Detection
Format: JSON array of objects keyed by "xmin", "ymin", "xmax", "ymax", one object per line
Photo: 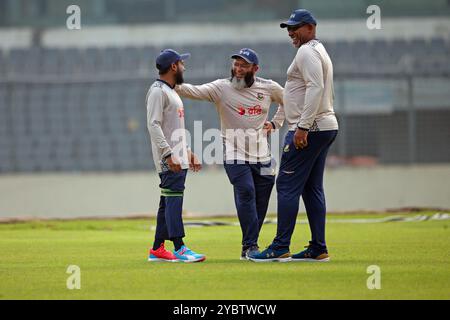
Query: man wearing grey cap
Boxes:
[
  {"xmin": 175, "ymin": 48, "xmax": 285, "ymax": 260},
  {"xmin": 249, "ymin": 10, "xmax": 339, "ymax": 262}
]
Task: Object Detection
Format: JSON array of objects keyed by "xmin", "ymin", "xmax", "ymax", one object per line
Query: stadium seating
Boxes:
[
  {"xmin": 1, "ymin": 38, "xmax": 448, "ymax": 77},
  {"xmin": 0, "ymin": 38, "xmax": 449, "ymax": 172}
]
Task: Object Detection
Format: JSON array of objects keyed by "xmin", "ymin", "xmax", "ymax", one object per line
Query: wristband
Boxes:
[
  {"xmin": 163, "ymin": 153, "xmax": 172, "ymax": 160},
  {"xmin": 296, "ymin": 124, "xmax": 309, "ymax": 132}
]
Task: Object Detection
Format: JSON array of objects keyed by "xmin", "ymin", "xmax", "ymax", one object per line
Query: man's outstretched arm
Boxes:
[{"xmin": 175, "ymin": 80, "xmax": 222, "ymax": 103}]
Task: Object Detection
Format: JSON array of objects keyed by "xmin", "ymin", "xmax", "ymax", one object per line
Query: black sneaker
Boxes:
[
  {"xmin": 240, "ymin": 245, "xmax": 259, "ymax": 261},
  {"xmin": 245, "ymin": 246, "xmax": 260, "ymax": 260}
]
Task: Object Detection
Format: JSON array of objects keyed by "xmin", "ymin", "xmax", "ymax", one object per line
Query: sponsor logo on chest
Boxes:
[{"xmin": 237, "ymin": 105, "xmax": 262, "ymax": 116}]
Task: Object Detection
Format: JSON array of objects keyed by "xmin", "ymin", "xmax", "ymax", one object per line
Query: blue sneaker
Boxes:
[
  {"xmin": 173, "ymin": 245, "xmax": 206, "ymax": 263},
  {"xmin": 247, "ymin": 246, "xmax": 291, "ymax": 262},
  {"xmin": 291, "ymin": 245, "xmax": 330, "ymax": 262}
]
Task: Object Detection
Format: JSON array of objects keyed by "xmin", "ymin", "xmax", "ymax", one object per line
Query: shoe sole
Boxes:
[
  {"xmin": 147, "ymin": 257, "xmax": 179, "ymax": 262},
  {"xmin": 178, "ymin": 256, "xmax": 206, "ymax": 263},
  {"xmin": 291, "ymin": 257, "xmax": 330, "ymax": 262},
  {"xmin": 248, "ymin": 257, "xmax": 292, "ymax": 263},
  {"xmin": 240, "ymin": 257, "xmax": 248, "ymax": 261}
]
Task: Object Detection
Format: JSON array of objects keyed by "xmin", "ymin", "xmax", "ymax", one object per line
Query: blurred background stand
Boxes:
[{"xmin": 0, "ymin": 0, "xmax": 449, "ymax": 217}]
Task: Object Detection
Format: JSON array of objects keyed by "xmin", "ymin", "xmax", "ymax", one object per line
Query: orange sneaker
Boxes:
[{"xmin": 148, "ymin": 243, "xmax": 179, "ymax": 262}]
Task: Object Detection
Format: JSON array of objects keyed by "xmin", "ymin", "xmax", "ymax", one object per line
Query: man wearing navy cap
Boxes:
[
  {"xmin": 249, "ymin": 10, "xmax": 339, "ymax": 262},
  {"xmin": 146, "ymin": 49, "xmax": 205, "ymax": 263},
  {"xmin": 175, "ymin": 48, "xmax": 285, "ymax": 260}
]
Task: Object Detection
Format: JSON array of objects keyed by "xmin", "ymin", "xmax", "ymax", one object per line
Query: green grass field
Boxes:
[{"xmin": 0, "ymin": 212, "xmax": 449, "ymax": 299}]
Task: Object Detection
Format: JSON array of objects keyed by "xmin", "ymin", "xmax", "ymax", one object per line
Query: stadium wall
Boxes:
[{"xmin": 0, "ymin": 165, "xmax": 449, "ymax": 219}]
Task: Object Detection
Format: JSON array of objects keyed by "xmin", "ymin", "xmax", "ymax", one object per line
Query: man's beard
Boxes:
[
  {"xmin": 230, "ymin": 69, "xmax": 254, "ymax": 90},
  {"xmin": 175, "ymin": 68, "xmax": 184, "ymax": 85}
]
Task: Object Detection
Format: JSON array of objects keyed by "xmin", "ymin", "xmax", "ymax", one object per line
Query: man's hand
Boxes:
[
  {"xmin": 188, "ymin": 150, "xmax": 202, "ymax": 172},
  {"xmin": 294, "ymin": 128, "xmax": 308, "ymax": 149},
  {"xmin": 263, "ymin": 121, "xmax": 275, "ymax": 135},
  {"xmin": 166, "ymin": 154, "xmax": 182, "ymax": 172}
]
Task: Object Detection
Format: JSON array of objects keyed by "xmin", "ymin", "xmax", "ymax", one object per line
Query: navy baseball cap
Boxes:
[
  {"xmin": 231, "ymin": 48, "xmax": 259, "ymax": 65},
  {"xmin": 280, "ymin": 9, "xmax": 317, "ymax": 28},
  {"xmin": 156, "ymin": 49, "xmax": 190, "ymax": 70}
]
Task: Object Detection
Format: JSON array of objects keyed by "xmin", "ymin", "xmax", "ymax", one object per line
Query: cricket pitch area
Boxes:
[{"xmin": 0, "ymin": 211, "xmax": 449, "ymax": 300}]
